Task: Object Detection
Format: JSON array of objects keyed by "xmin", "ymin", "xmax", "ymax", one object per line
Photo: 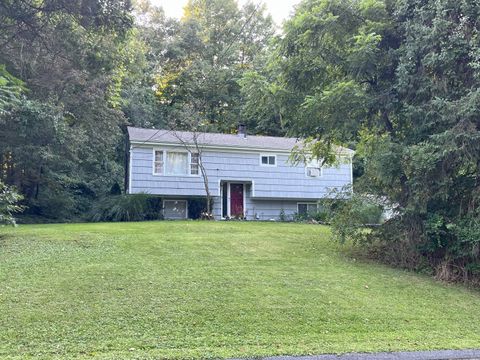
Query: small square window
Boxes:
[
  {"xmin": 298, "ymin": 203, "xmax": 308, "ymax": 215},
  {"xmin": 260, "ymin": 155, "xmax": 276, "ymax": 166}
]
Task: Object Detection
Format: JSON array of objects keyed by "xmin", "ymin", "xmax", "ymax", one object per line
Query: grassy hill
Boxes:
[{"xmin": 1, "ymin": 221, "xmax": 479, "ymax": 359}]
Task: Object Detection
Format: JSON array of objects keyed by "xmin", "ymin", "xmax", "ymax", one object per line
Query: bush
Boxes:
[
  {"xmin": 89, "ymin": 194, "xmax": 163, "ymax": 222},
  {"xmin": 293, "ymin": 206, "xmax": 330, "ymax": 223},
  {"xmin": 0, "ymin": 181, "xmax": 24, "ymax": 226},
  {"xmin": 187, "ymin": 197, "xmax": 213, "ymax": 220},
  {"xmin": 323, "ymin": 189, "xmax": 384, "ymax": 243}
]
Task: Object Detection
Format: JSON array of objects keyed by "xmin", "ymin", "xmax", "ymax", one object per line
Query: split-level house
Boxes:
[{"xmin": 126, "ymin": 125, "xmax": 353, "ymax": 220}]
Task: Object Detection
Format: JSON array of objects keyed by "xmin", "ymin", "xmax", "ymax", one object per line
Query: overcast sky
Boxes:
[{"xmin": 149, "ymin": 0, "xmax": 302, "ymax": 26}]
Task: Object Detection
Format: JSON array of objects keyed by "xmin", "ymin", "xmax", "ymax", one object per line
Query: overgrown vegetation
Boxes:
[
  {"xmin": 249, "ymin": 0, "xmax": 480, "ymax": 284},
  {"xmin": 89, "ymin": 194, "xmax": 163, "ymax": 222}
]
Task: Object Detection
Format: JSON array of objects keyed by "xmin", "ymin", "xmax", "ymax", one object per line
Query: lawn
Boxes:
[{"xmin": 0, "ymin": 222, "xmax": 479, "ymax": 360}]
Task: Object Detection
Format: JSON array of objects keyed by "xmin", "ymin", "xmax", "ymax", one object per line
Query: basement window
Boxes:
[
  {"xmin": 297, "ymin": 203, "xmax": 318, "ymax": 216},
  {"xmin": 163, "ymin": 200, "xmax": 188, "ymax": 219}
]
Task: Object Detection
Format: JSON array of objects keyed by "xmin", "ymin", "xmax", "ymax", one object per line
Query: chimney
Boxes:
[{"xmin": 237, "ymin": 123, "xmax": 247, "ymax": 138}]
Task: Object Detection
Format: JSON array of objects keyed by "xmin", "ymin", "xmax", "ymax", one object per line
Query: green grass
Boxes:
[{"xmin": 1, "ymin": 222, "xmax": 479, "ymax": 359}]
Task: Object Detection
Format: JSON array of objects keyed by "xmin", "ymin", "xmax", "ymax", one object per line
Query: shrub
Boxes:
[
  {"xmin": 293, "ymin": 206, "xmax": 330, "ymax": 223},
  {"xmin": 90, "ymin": 194, "xmax": 163, "ymax": 222},
  {"xmin": 0, "ymin": 181, "xmax": 24, "ymax": 226},
  {"xmin": 109, "ymin": 182, "xmax": 122, "ymax": 195},
  {"xmin": 187, "ymin": 197, "xmax": 213, "ymax": 220},
  {"xmin": 323, "ymin": 189, "xmax": 384, "ymax": 243}
]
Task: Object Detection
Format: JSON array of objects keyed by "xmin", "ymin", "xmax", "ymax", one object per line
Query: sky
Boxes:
[{"xmin": 149, "ymin": 0, "xmax": 302, "ymax": 26}]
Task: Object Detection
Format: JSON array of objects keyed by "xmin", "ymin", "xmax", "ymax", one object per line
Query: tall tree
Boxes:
[
  {"xmin": 271, "ymin": 0, "xmax": 480, "ymax": 282},
  {"xmin": 152, "ymin": 0, "xmax": 275, "ymax": 132},
  {"xmin": 0, "ymin": 0, "xmax": 134, "ymax": 220}
]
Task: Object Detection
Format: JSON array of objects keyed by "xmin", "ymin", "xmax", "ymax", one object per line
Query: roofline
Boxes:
[{"xmin": 129, "ymin": 140, "xmax": 354, "ymax": 155}]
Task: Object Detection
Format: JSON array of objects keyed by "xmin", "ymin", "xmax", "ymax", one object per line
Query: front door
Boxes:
[{"xmin": 230, "ymin": 183, "xmax": 244, "ymax": 218}]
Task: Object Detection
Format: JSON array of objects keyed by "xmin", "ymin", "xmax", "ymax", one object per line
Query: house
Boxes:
[{"xmin": 126, "ymin": 125, "xmax": 353, "ymax": 220}]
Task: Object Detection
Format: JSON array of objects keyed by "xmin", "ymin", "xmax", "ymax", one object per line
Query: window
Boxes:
[
  {"xmin": 297, "ymin": 203, "xmax": 318, "ymax": 216},
  {"xmin": 154, "ymin": 150, "xmax": 200, "ymax": 176},
  {"xmin": 166, "ymin": 152, "xmax": 188, "ymax": 175},
  {"xmin": 163, "ymin": 200, "xmax": 188, "ymax": 219},
  {"xmin": 190, "ymin": 153, "xmax": 199, "ymax": 175},
  {"xmin": 260, "ymin": 155, "xmax": 276, "ymax": 166},
  {"xmin": 154, "ymin": 150, "xmax": 164, "ymax": 175}
]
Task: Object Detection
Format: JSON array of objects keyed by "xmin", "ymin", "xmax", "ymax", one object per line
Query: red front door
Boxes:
[{"xmin": 230, "ymin": 183, "xmax": 244, "ymax": 218}]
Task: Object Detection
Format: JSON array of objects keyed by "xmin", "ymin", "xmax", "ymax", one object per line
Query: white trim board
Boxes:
[
  {"xmin": 128, "ymin": 146, "xmax": 133, "ymax": 194},
  {"xmin": 131, "ymin": 140, "xmax": 355, "ymax": 156}
]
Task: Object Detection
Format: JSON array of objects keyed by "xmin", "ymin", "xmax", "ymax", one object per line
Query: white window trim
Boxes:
[
  {"xmin": 297, "ymin": 202, "xmax": 318, "ymax": 214},
  {"xmin": 163, "ymin": 199, "xmax": 188, "ymax": 219},
  {"xmin": 259, "ymin": 154, "xmax": 277, "ymax": 167},
  {"xmin": 152, "ymin": 149, "xmax": 165, "ymax": 176},
  {"xmin": 152, "ymin": 148, "xmax": 201, "ymax": 177}
]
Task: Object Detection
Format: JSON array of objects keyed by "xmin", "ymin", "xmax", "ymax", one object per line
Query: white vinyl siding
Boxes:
[{"xmin": 132, "ymin": 146, "xmax": 352, "ymax": 199}]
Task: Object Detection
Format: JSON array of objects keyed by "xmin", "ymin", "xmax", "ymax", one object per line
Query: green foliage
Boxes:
[
  {"xmin": 239, "ymin": 68, "xmax": 287, "ymax": 136},
  {"xmin": 273, "ymin": 0, "xmax": 392, "ymax": 158},
  {"xmin": 0, "ymin": 0, "xmax": 134, "ymax": 222},
  {"xmin": 149, "ymin": 0, "xmax": 275, "ymax": 132},
  {"xmin": 187, "ymin": 197, "xmax": 213, "ymax": 220},
  {"xmin": 0, "ymin": 181, "xmax": 24, "ymax": 226},
  {"xmin": 322, "ymin": 191, "xmax": 384, "ymax": 243},
  {"xmin": 271, "ymin": 0, "xmax": 480, "ymax": 283},
  {"xmin": 0, "ymin": 65, "xmax": 25, "ymax": 113},
  {"xmin": 89, "ymin": 194, "xmax": 163, "ymax": 222},
  {"xmin": 109, "ymin": 182, "xmax": 122, "ymax": 195}
]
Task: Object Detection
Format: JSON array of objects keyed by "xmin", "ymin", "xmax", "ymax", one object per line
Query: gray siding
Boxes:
[
  {"xmin": 129, "ymin": 145, "xmax": 352, "ymax": 201},
  {"xmin": 246, "ymin": 199, "xmax": 299, "ymax": 221}
]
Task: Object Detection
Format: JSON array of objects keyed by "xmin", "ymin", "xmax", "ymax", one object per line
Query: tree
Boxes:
[
  {"xmin": 0, "ymin": 0, "xmax": 135, "ymax": 221},
  {"xmin": 151, "ymin": 0, "xmax": 275, "ymax": 132},
  {"xmin": 272, "ymin": 0, "xmax": 480, "ymax": 283},
  {"xmin": 0, "ymin": 181, "xmax": 24, "ymax": 226},
  {"xmin": 0, "ymin": 66, "xmax": 25, "ymax": 113},
  {"xmin": 168, "ymin": 106, "xmax": 214, "ymax": 218}
]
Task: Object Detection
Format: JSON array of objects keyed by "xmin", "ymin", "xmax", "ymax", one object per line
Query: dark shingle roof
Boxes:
[{"xmin": 127, "ymin": 126, "xmax": 353, "ymax": 154}]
